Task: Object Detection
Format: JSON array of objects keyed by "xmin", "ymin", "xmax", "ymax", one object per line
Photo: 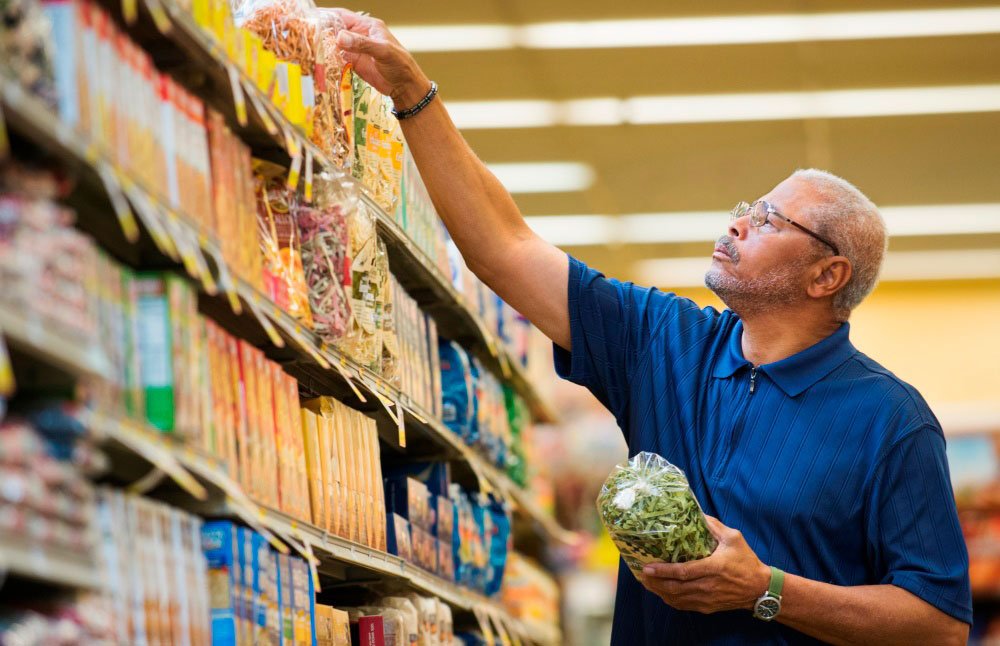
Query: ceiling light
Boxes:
[
  {"xmin": 634, "ymin": 249, "xmax": 1000, "ymax": 288},
  {"xmin": 486, "ymin": 162, "xmax": 595, "ymax": 193},
  {"xmin": 518, "ymin": 8, "xmax": 1000, "ymax": 50},
  {"xmin": 524, "ymin": 215, "xmax": 616, "ymax": 247},
  {"xmin": 444, "ymin": 100, "xmax": 558, "ymax": 129},
  {"xmin": 392, "ymin": 8, "xmax": 1000, "ymax": 53},
  {"xmin": 392, "ymin": 25, "xmax": 517, "ymax": 52},
  {"xmin": 523, "ymin": 204, "xmax": 1000, "ymax": 246},
  {"xmin": 446, "ymin": 85, "xmax": 1000, "ymax": 129}
]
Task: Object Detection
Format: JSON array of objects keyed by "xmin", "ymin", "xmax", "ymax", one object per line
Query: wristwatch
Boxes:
[{"xmin": 753, "ymin": 566, "xmax": 784, "ymax": 621}]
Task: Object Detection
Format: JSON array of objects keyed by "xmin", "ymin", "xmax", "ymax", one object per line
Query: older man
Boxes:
[{"xmin": 334, "ymin": 12, "xmax": 971, "ymax": 645}]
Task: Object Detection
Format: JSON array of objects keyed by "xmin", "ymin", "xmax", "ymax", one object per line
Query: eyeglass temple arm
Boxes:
[{"xmin": 774, "ymin": 214, "xmax": 840, "ymax": 256}]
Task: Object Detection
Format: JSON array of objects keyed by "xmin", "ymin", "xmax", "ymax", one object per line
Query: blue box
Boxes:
[{"xmin": 201, "ymin": 521, "xmax": 239, "ymax": 645}]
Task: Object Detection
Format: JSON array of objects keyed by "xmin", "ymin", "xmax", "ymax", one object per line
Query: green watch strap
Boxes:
[{"xmin": 768, "ymin": 566, "xmax": 785, "ymax": 598}]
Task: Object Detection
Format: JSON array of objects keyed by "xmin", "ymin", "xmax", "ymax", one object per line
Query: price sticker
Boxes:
[
  {"xmin": 286, "ymin": 152, "xmax": 302, "ymax": 191},
  {"xmin": 394, "ymin": 397, "xmax": 406, "ymax": 448},
  {"xmin": 304, "ymin": 148, "xmax": 314, "ymax": 202},
  {"xmin": 95, "ymin": 161, "xmax": 140, "ymax": 243},
  {"xmin": 0, "ymin": 332, "xmax": 15, "ymax": 397},
  {"xmin": 227, "ymin": 65, "xmax": 248, "ymax": 127},
  {"xmin": 122, "ymin": 0, "xmax": 138, "ymax": 24},
  {"xmin": 142, "ymin": 0, "xmax": 172, "ymax": 34},
  {"xmin": 0, "ymin": 100, "xmax": 9, "ymax": 160}
]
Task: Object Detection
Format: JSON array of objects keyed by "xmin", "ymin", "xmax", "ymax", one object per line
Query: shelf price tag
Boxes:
[
  {"xmin": 0, "ymin": 331, "xmax": 15, "ymax": 397},
  {"xmin": 394, "ymin": 397, "xmax": 406, "ymax": 448},
  {"xmin": 122, "ymin": 0, "xmax": 138, "ymax": 24},
  {"xmin": 141, "ymin": 0, "xmax": 172, "ymax": 34},
  {"xmin": 244, "ymin": 80, "xmax": 279, "ymax": 135},
  {"xmin": 0, "ymin": 102, "xmax": 9, "ymax": 160},
  {"xmin": 95, "ymin": 161, "xmax": 140, "ymax": 243},
  {"xmin": 227, "ymin": 64, "xmax": 249, "ymax": 127},
  {"xmin": 327, "ymin": 349, "xmax": 366, "ymax": 403},
  {"xmin": 304, "ymin": 148, "xmax": 314, "ymax": 202},
  {"xmin": 286, "ymin": 151, "xmax": 302, "ymax": 191},
  {"xmin": 122, "ymin": 183, "xmax": 178, "ymax": 260},
  {"xmin": 473, "ymin": 607, "xmax": 496, "ymax": 646}
]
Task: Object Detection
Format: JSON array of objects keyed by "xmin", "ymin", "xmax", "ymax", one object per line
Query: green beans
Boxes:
[{"xmin": 597, "ymin": 452, "xmax": 717, "ymax": 577}]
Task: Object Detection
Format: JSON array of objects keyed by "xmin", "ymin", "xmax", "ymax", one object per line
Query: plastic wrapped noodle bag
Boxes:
[
  {"xmin": 234, "ymin": 0, "xmax": 351, "ymax": 166},
  {"xmin": 297, "ymin": 171, "xmax": 353, "ymax": 343},
  {"xmin": 254, "ymin": 161, "xmax": 313, "ymax": 326},
  {"xmin": 336, "ymin": 199, "xmax": 382, "ymax": 371},
  {"xmin": 597, "ymin": 452, "xmax": 717, "ymax": 578}
]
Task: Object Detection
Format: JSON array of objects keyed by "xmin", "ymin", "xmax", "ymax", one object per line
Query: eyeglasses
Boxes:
[{"xmin": 730, "ymin": 200, "xmax": 840, "ymax": 256}]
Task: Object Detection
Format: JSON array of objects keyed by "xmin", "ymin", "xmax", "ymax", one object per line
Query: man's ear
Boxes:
[{"xmin": 808, "ymin": 256, "xmax": 852, "ymax": 300}]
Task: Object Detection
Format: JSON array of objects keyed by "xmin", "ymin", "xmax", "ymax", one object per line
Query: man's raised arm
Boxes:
[{"xmin": 333, "ymin": 10, "xmax": 572, "ymax": 350}]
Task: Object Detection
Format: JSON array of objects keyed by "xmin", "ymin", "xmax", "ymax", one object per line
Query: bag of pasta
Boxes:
[
  {"xmin": 296, "ymin": 170, "xmax": 353, "ymax": 343},
  {"xmin": 597, "ymin": 452, "xmax": 717, "ymax": 578},
  {"xmin": 335, "ymin": 199, "xmax": 381, "ymax": 371},
  {"xmin": 350, "ymin": 72, "xmax": 403, "ymax": 212},
  {"xmin": 254, "ymin": 160, "xmax": 313, "ymax": 326},
  {"xmin": 234, "ymin": 0, "xmax": 351, "ymax": 166}
]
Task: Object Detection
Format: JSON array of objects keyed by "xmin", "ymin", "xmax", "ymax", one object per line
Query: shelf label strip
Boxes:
[
  {"xmin": 0, "ymin": 331, "xmax": 15, "ymax": 397},
  {"xmin": 95, "ymin": 161, "xmax": 140, "ymax": 243},
  {"xmin": 142, "ymin": 0, "xmax": 172, "ymax": 34},
  {"xmin": 243, "ymin": 80, "xmax": 279, "ymax": 135},
  {"xmin": 325, "ymin": 348, "xmax": 367, "ymax": 403},
  {"xmin": 0, "ymin": 101, "xmax": 9, "ymax": 159},
  {"xmin": 227, "ymin": 64, "xmax": 249, "ymax": 127}
]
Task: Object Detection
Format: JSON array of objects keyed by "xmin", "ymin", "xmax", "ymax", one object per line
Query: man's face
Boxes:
[{"xmin": 705, "ymin": 177, "xmax": 826, "ymax": 317}]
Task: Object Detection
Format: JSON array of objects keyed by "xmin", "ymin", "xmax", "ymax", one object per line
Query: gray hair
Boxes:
[{"xmin": 790, "ymin": 169, "xmax": 887, "ymax": 320}]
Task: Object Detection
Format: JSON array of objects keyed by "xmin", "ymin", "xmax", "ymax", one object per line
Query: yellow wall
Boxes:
[{"xmin": 673, "ymin": 279, "xmax": 1000, "ymax": 429}]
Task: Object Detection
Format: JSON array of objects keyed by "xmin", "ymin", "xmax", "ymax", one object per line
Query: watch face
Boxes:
[{"xmin": 755, "ymin": 597, "xmax": 781, "ymax": 621}]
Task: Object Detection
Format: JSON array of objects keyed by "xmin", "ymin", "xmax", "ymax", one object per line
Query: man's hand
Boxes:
[
  {"xmin": 329, "ymin": 9, "xmax": 431, "ymax": 109},
  {"xmin": 639, "ymin": 516, "xmax": 771, "ymax": 614}
]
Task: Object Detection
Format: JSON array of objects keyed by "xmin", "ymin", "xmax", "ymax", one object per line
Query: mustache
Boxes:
[{"xmin": 716, "ymin": 236, "xmax": 740, "ymax": 263}]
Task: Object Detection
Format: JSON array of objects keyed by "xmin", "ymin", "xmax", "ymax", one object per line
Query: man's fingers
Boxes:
[
  {"xmin": 337, "ymin": 31, "xmax": 389, "ymax": 58},
  {"xmin": 326, "ymin": 7, "xmax": 369, "ymax": 31},
  {"xmin": 643, "ymin": 560, "xmax": 712, "ymax": 580},
  {"xmin": 704, "ymin": 515, "xmax": 727, "ymax": 540}
]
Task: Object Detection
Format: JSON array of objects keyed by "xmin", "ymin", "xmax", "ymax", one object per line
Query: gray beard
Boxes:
[{"xmin": 704, "ymin": 262, "xmax": 810, "ymax": 319}]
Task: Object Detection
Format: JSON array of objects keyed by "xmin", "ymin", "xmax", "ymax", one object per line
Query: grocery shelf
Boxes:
[
  {"xmin": 83, "ymin": 409, "xmax": 559, "ymax": 644},
  {"xmin": 0, "ymin": 307, "xmax": 112, "ymax": 383},
  {"xmin": 82, "ymin": 0, "xmax": 558, "ymax": 424},
  {"xmin": 0, "ymin": 534, "xmax": 100, "ymax": 590}
]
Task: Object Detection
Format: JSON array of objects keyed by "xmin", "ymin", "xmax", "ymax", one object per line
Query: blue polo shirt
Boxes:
[{"xmin": 554, "ymin": 256, "xmax": 971, "ymax": 645}]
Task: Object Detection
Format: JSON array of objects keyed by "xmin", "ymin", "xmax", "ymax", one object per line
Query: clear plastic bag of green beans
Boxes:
[{"xmin": 597, "ymin": 452, "xmax": 717, "ymax": 577}]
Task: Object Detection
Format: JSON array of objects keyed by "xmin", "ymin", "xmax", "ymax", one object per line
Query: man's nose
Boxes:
[{"xmin": 729, "ymin": 216, "xmax": 747, "ymax": 241}]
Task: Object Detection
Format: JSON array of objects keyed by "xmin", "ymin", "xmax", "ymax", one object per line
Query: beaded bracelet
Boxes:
[{"xmin": 392, "ymin": 81, "xmax": 439, "ymax": 120}]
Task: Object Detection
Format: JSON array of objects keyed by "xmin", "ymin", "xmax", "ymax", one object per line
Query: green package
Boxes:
[{"xmin": 597, "ymin": 452, "xmax": 717, "ymax": 577}]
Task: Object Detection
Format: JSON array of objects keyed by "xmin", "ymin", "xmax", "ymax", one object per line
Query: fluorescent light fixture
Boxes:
[
  {"xmin": 525, "ymin": 215, "xmax": 616, "ymax": 247},
  {"xmin": 524, "ymin": 203, "xmax": 1000, "ymax": 246},
  {"xmin": 518, "ymin": 8, "xmax": 1000, "ymax": 50},
  {"xmin": 634, "ymin": 249, "xmax": 1000, "ymax": 288},
  {"xmin": 446, "ymin": 85, "xmax": 1000, "ymax": 129},
  {"xmin": 392, "ymin": 25, "xmax": 517, "ymax": 52},
  {"xmin": 627, "ymin": 86, "xmax": 1000, "ymax": 124},
  {"xmin": 445, "ymin": 100, "xmax": 558, "ymax": 129},
  {"xmin": 486, "ymin": 162, "xmax": 595, "ymax": 193},
  {"xmin": 393, "ymin": 8, "xmax": 1000, "ymax": 53}
]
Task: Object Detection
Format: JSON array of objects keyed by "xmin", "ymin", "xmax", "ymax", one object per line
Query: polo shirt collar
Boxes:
[{"xmin": 711, "ymin": 320, "xmax": 857, "ymax": 397}]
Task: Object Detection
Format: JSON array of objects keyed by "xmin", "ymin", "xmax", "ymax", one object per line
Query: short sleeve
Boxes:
[
  {"xmin": 866, "ymin": 426, "xmax": 972, "ymax": 623},
  {"xmin": 553, "ymin": 254, "xmax": 708, "ymax": 421}
]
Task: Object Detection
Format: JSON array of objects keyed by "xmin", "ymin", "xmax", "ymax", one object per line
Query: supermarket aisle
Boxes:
[{"xmin": 0, "ymin": 0, "xmax": 565, "ymax": 641}]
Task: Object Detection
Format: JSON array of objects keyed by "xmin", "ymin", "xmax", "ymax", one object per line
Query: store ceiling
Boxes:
[{"xmin": 337, "ymin": 0, "xmax": 1000, "ymax": 285}]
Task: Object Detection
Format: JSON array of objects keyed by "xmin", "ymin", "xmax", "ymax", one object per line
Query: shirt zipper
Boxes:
[{"xmin": 750, "ymin": 367, "xmax": 758, "ymax": 394}]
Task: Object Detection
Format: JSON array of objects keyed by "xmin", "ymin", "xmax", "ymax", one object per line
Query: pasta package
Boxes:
[
  {"xmin": 233, "ymin": 0, "xmax": 351, "ymax": 166},
  {"xmin": 297, "ymin": 171, "xmax": 353, "ymax": 343},
  {"xmin": 254, "ymin": 160, "xmax": 313, "ymax": 327},
  {"xmin": 335, "ymin": 200, "xmax": 382, "ymax": 371},
  {"xmin": 350, "ymin": 72, "xmax": 403, "ymax": 212},
  {"xmin": 597, "ymin": 452, "xmax": 717, "ymax": 577}
]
